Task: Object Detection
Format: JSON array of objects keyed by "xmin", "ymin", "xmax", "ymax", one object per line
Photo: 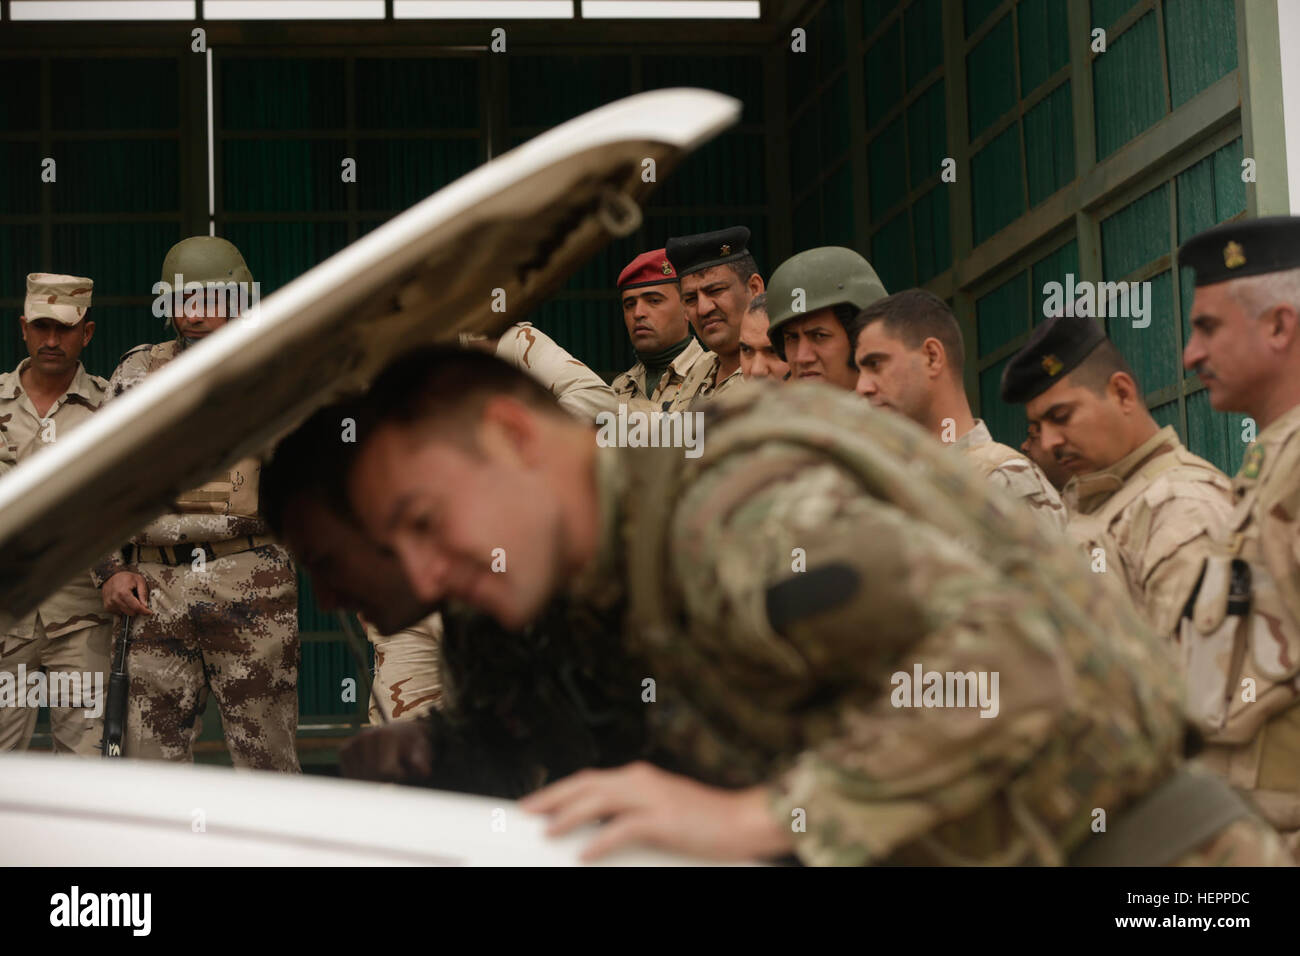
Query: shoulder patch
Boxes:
[{"xmin": 765, "ymin": 563, "xmax": 860, "ymax": 635}]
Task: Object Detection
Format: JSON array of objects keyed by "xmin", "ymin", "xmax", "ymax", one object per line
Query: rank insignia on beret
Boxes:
[
  {"xmin": 1224, "ymin": 241, "xmax": 1246, "ymax": 270},
  {"xmin": 1242, "ymin": 444, "xmax": 1264, "ymax": 480},
  {"xmin": 720, "ymin": 244, "xmax": 731, "ymax": 256},
  {"xmin": 1041, "ymin": 354, "xmax": 1064, "ymax": 376},
  {"xmin": 661, "ymin": 260, "xmax": 673, "ymax": 276}
]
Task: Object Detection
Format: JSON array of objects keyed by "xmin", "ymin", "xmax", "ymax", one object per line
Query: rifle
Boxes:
[{"xmin": 101, "ymin": 613, "xmax": 132, "ymax": 758}]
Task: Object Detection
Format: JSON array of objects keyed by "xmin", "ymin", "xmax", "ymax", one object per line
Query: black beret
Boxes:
[
  {"xmin": 665, "ymin": 226, "xmax": 752, "ymax": 277},
  {"xmin": 999, "ymin": 313, "xmax": 1107, "ymax": 404},
  {"xmin": 1179, "ymin": 216, "xmax": 1300, "ymax": 286}
]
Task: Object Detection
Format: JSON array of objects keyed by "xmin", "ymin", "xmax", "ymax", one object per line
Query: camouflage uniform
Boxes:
[
  {"xmin": 493, "ymin": 322, "xmax": 620, "ymax": 422},
  {"xmin": 0, "ymin": 358, "xmax": 112, "ymax": 755},
  {"xmin": 1063, "ymin": 425, "xmax": 1234, "ymax": 641},
  {"xmin": 567, "ymin": 384, "xmax": 1288, "ymax": 865},
  {"xmin": 667, "ymin": 350, "xmax": 744, "ymax": 412},
  {"xmin": 951, "ymin": 419, "xmax": 1068, "ymax": 535},
  {"xmin": 1183, "ymin": 401, "xmax": 1300, "ymax": 852},
  {"xmin": 363, "ymin": 614, "xmax": 444, "ymax": 724},
  {"xmin": 91, "ymin": 340, "xmax": 300, "ymax": 771},
  {"xmin": 611, "ymin": 338, "xmax": 710, "ymax": 412}
]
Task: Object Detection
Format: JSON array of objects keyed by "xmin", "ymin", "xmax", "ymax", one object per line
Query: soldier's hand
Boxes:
[
  {"xmin": 102, "ymin": 571, "xmax": 152, "ymax": 616},
  {"xmin": 340, "ymin": 720, "xmax": 434, "ymax": 783}
]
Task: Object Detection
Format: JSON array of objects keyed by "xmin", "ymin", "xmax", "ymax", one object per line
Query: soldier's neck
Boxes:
[
  {"xmin": 715, "ymin": 350, "xmax": 740, "ymax": 382},
  {"xmin": 1250, "ymin": 378, "xmax": 1300, "ymax": 432},
  {"xmin": 20, "ymin": 361, "xmax": 78, "ymax": 411},
  {"xmin": 927, "ymin": 389, "xmax": 974, "ymax": 440}
]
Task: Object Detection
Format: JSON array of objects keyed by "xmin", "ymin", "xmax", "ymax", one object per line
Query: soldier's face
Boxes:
[
  {"xmin": 1021, "ymin": 422, "xmax": 1072, "ymax": 492},
  {"xmin": 680, "ymin": 266, "xmax": 753, "ymax": 356},
  {"xmin": 280, "ymin": 492, "xmax": 431, "ymax": 635},
  {"xmin": 621, "ymin": 282, "xmax": 688, "ymax": 353},
  {"xmin": 853, "ymin": 322, "xmax": 931, "ymax": 419},
  {"xmin": 20, "ymin": 316, "xmax": 93, "ymax": 376},
  {"xmin": 1024, "ymin": 379, "xmax": 1130, "ymax": 476},
  {"xmin": 1184, "ymin": 282, "xmax": 1292, "ymax": 414},
  {"xmin": 781, "ymin": 309, "xmax": 857, "ymax": 390},
  {"xmin": 738, "ymin": 309, "xmax": 789, "ymax": 381},
  {"xmin": 348, "ymin": 415, "xmax": 564, "ymax": 632}
]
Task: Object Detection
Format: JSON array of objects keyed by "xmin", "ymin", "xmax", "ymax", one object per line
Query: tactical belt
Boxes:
[
  {"xmin": 135, "ymin": 534, "xmax": 274, "ymax": 566},
  {"xmin": 1068, "ymin": 767, "xmax": 1252, "ymax": 866}
]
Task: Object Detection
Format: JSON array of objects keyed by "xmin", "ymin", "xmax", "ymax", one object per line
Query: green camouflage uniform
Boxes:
[
  {"xmin": 567, "ymin": 383, "xmax": 1289, "ymax": 865},
  {"xmin": 91, "ymin": 340, "xmax": 300, "ymax": 771}
]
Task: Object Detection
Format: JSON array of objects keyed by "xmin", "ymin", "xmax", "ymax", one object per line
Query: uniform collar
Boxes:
[
  {"xmin": 1065, "ymin": 425, "xmax": 1179, "ymax": 513},
  {"xmin": 1256, "ymin": 400, "xmax": 1300, "ymax": 447},
  {"xmin": 0, "ymin": 358, "xmax": 101, "ymax": 405},
  {"xmin": 952, "ymin": 419, "xmax": 992, "ymax": 451}
]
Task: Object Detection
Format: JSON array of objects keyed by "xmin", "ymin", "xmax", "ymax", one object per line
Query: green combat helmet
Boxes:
[
  {"xmin": 766, "ymin": 246, "xmax": 887, "ymax": 360},
  {"xmin": 159, "ymin": 236, "xmax": 255, "ymax": 334}
]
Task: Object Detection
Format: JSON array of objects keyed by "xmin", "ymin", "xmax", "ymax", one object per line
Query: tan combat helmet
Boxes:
[{"xmin": 766, "ymin": 246, "xmax": 887, "ymax": 360}]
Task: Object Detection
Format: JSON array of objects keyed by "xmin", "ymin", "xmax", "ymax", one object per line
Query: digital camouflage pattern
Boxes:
[
  {"xmin": 951, "ymin": 419, "xmax": 1068, "ymax": 536},
  {"xmin": 93, "ymin": 338, "xmax": 300, "ymax": 771},
  {"xmin": 611, "ymin": 337, "xmax": 709, "ymax": 412},
  {"xmin": 493, "ymin": 322, "xmax": 621, "ymax": 423},
  {"xmin": 1185, "ymin": 400, "xmax": 1300, "ymax": 848},
  {"xmin": 1063, "ymin": 425, "xmax": 1234, "ymax": 641},
  {"xmin": 564, "ymin": 382, "xmax": 1288, "ymax": 865},
  {"xmin": 364, "ymin": 614, "xmax": 444, "ymax": 724}
]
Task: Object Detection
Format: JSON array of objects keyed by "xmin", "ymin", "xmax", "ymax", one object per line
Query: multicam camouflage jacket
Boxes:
[{"xmin": 566, "ymin": 382, "xmax": 1214, "ymax": 866}]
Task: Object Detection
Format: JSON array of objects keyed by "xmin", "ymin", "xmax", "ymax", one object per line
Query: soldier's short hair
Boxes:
[
  {"xmin": 1064, "ymin": 338, "xmax": 1142, "ymax": 399},
  {"xmin": 746, "ymin": 291, "xmax": 767, "ymax": 314},
  {"xmin": 849, "ymin": 289, "xmax": 965, "ymax": 381},
  {"xmin": 727, "ymin": 253, "xmax": 759, "ymax": 285},
  {"xmin": 261, "ymin": 399, "xmax": 362, "ymax": 537}
]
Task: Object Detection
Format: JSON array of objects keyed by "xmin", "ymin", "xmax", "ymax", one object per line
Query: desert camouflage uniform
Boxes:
[
  {"xmin": 0, "ymin": 359, "xmax": 112, "ymax": 755},
  {"xmin": 952, "ymin": 419, "xmax": 1067, "ymax": 535},
  {"xmin": 1063, "ymin": 426, "xmax": 1233, "ymax": 641},
  {"xmin": 567, "ymin": 384, "xmax": 1288, "ymax": 865},
  {"xmin": 493, "ymin": 322, "xmax": 620, "ymax": 423},
  {"xmin": 667, "ymin": 349, "xmax": 743, "ymax": 412},
  {"xmin": 91, "ymin": 340, "xmax": 300, "ymax": 771},
  {"xmin": 363, "ymin": 614, "xmax": 444, "ymax": 724},
  {"xmin": 611, "ymin": 338, "xmax": 709, "ymax": 412},
  {"xmin": 1182, "ymin": 402, "xmax": 1300, "ymax": 854}
]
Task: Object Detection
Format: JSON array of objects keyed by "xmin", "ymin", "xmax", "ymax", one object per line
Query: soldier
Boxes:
[
  {"xmin": 664, "ymin": 227, "xmax": 762, "ymax": 407},
  {"xmin": 477, "ymin": 321, "xmax": 620, "ymax": 423},
  {"xmin": 0, "ymin": 274, "xmax": 111, "ymax": 755},
  {"xmin": 610, "ymin": 249, "xmax": 709, "ymax": 411},
  {"xmin": 338, "ymin": 346, "xmax": 1288, "ymax": 865},
  {"xmin": 1001, "ymin": 314, "xmax": 1233, "ymax": 642},
  {"xmin": 737, "ymin": 294, "xmax": 790, "ymax": 383},
  {"xmin": 1021, "ymin": 422, "xmax": 1073, "ymax": 492},
  {"xmin": 850, "ymin": 290, "xmax": 1066, "ymax": 535},
  {"xmin": 92, "ymin": 237, "xmax": 300, "ymax": 771},
  {"xmin": 766, "ymin": 246, "xmax": 887, "ymax": 390},
  {"xmin": 1180, "ymin": 216, "xmax": 1300, "ymax": 854}
]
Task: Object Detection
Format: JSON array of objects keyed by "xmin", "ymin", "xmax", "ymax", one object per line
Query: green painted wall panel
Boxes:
[
  {"xmin": 1092, "ymin": 11, "xmax": 1164, "ymax": 159},
  {"xmin": 221, "ymin": 221, "xmax": 351, "ymax": 296},
  {"xmin": 1176, "ymin": 140, "xmax": 1242, "ymax": 243},
  {"xmin": 1018, "ymin": 0, "xmax": 1069, "ymax": 96},
  {"xmin": 967, "ymin": 14, "xmax": 1016, "ymax": 139},
  {"xmin": 508, "ymin": 56, "xmax": 632, "ymax": 127},
  {"xmin": 980, "ymin": 355, "xmax": 1023, "ymax": 446},
  {"xmin": 871, "ymin": 211, "xmax": 913, "ymax": 292},
  {"xmin": 824, "ymin": 163, "xmax": 856, "ymax": 247},
  {"xmin": 912, "ymin": 185, "xmax": 951, "ymax": 283},
  {"xmin": 1100, "ymin": 183, "xmax": 1169, "ymax": 279},
  {"xmin": 644, "ymin": 56, "xmax": 765, "ymax": 125},
  {"xmin": 222, "ymin": 57, "xmax": 346, "ymax": 130},
  {"xmin": 970, "ymin": 123, "xmax": 1024, "ymax": 242},
  {"xmin": 0, "ymin": 142, "xmax": 42, "ymax": 215},
  {"xmin": 863, "ymin": 0, "xmax": 900, "ymax": 36},
  {"xmin": 794, "ymin": 192, "xmax": 822, "ymax": 256},
  {"xmin": 1164, "ymin": 0, "xmax": 1237, "ymax": 110},
  {"xmin": 904, "ymin": 0, "xmax": 944, "ymax": 89},
  {"xmin": 865, "ymin": 20, "xmax": 903, "ymax": 129},
  {"xmin": 354, "ymin": 138, "xmax": 480, "ymax": 212},
  {"xmin": 1108, "ymin": 269, "xmax": 1177, "ymax": 394},
  {"xmin": 822, "ymin": 73, "xmax": 852, "ymax": 161},
  {"xmin": 791, "ymin": 105, "xmax": 822, "ymax": 193},
  {"xmin": 52, "ymin": 139, "xmax": 179, "ymax": 214},
  {"xmin": 907, "ymin": 78, "xmax": 946, "ymax": 189},
  {"xmin": 1091, "ymin": 0, "xmax": 1136, "ymax": 30},
  {"xmin": 976, "ymin": 269, "xmax": 1028, "ymax": 356},
  {"xmin": 355, "ymin": 57, "xmax": 479, "ymax": 128},
  {"xmin": 0, "ymin": 226, "xmax": 41, "ymax": 299},
  {"xmin": 822, "ymin": 0, "xmax": 849, "ymax": 71},
  {"xmin": 1024, "ymin": 81, "xmax": 1074, "ymax": 206},
  {"xmin": 1150, "ymin": 399, "xmax": 1181, "ymax": 438},
  {"xmin": 965, "ymin": 0, "xmax": 1004, "ymax": 36},
  {"xmin": 222, "ymin": 139, "xmax": 349, "ymax": 213},
  {"xmin": 869, "ymin": 115, "xmax": 907, "ymax": 219},
  {"xmin": 653, "ymin": 132, "xmax": 767, "ymax": 207},
  {"xmin": 0, "ymin": 59, "xmax": 41, "ymax": 129},
  {"xmin": 1186, "ymin": 387, "xmax": 1251, "ymax": 476},
  {"xmin": 53, "ymin": 57, "xmax": 178, "ymax": 129},
  {"xmin": 1030, "ymin": 238, "xmax": 1079, "ymax": 324}
]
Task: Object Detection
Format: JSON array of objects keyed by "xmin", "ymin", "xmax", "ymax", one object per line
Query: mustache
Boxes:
[{"xmin": 1190, "ymin": 363, "xmax": 1216, "ymax": 379}]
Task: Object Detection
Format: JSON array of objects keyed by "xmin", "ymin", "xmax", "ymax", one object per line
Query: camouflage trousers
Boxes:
[
  {"xmin": 0, "ymin": 616, "xmax": 112, "ymax": 756},
  {"xmin": 365, "ymin": 615, "xmax": 444, "ymax": 724},
  {"xmin": 117, "ymin": 543, "xmax": 300, "ymax": 772}
]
